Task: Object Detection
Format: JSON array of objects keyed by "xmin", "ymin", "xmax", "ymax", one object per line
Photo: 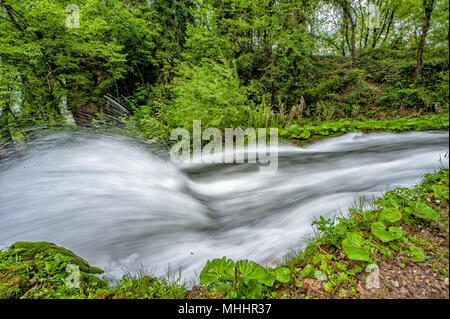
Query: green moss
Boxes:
[
  {"xmin": 0, "ymin": 241, "xmax": 188, "ymax": 299},
  {"xmin": 0, "ymin": 241, "xmax": 106, "ymax": 299},
  {"xmin": 7, "ymin": 242, "xmax": 103, "ymax": 274}
]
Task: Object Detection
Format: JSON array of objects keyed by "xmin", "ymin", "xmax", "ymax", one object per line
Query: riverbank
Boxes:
[
  {"xmin": 0, "ymin": 168, "xmax": 448, "ymax": 299},
  {"xmin": 280, "ymin": 112, "xmax": 449, "ymax": 145},
  {"xmin": 190, "ymin": 168, "xmax": 449, "ymax": 299}
]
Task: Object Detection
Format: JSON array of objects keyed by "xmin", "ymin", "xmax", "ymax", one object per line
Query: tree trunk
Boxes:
[
  {"xmin": 340, "ymin": 1, "xmax": 356, "ymax": 65},
  {"xmin": 415, "ymin": 0, "xmax": 435, "ymax": 79},
  {"xmin": 0, "ymin": 104, "xmax": 14, "ymax": 150}
]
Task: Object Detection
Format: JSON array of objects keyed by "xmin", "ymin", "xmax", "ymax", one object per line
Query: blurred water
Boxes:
[{"xmin": 0, "ymin": 130, "xmax": 448, "ymax": 283}]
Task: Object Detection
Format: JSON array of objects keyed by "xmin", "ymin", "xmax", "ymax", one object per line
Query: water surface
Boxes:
[{"xmin": 0, "ymin": 130, "xmax": 448, "ymax": 282}]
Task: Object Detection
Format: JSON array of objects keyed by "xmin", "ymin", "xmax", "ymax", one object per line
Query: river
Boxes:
[{"xmin": 0, "ymin": 130, "xmax": 448, "ymax": 283}]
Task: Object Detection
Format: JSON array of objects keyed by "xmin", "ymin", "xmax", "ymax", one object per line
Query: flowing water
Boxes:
[{"xmin": 0, "ymin": 130, "xmax": 448, "ymax": 283}]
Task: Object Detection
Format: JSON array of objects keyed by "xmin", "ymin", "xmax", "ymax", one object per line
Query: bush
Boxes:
[
  {"xmin": 377, "ymin": 88, "xmax": 431, "ymax": 110},
  {"xmin": 161, "ymin": 60, "xmax": 252, "ymax": 131}
]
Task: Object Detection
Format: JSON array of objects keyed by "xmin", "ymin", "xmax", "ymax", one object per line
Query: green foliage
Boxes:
[
  {"xmin": 274, "ymin": 267, "xmax": 291, "ymax": 283},
  {"xmin": 342, "ymin": 232, "xmax": 371, "ymax": 262},
  {"xmin": 0, "ymin": 0, "xmax": 448, "ymax": 300},
  {"xmin": 1, "ymin": 0, "xmax": 448, "ymax": 141},
  {"xmin": 0, "ymin": 241, "xmax": 106, "ymax": 298},
  {"xmin": 407, "ymin": 201, "xmax": 440, "ymax": 220},
  {"xmin": 407, "ymin": 246, "xmax": 427, "ymax": 262},
  {"xmin": 281, "ymin": 113, "xmax": 449, "ymax": 141},
  {"xmin": 100, "ymin": 272, "xmax": 187, "ymax": 299},
  {"xmin": 378, "ymin": 208, "xmax": 402, "ymax": 224},
  {"xmin": 0, "ymin": 241, "xmax": 187, "ymax": 299},
  {"xmin": 199, "ymin": 257, "xmax": 235, "ymax": 284},
  {"xmin": 377, "ymin": 88, "xmax": 431, "ymax": 110},
  {"xmin": 370, "ymin": 222, "xmax": 404, "ymax": 242},
  {"xmin": 199, "ymin": 257, "xmax": 291, "ymax": 298},
  {"xmin": 235, "ymin": 260, "xmax": 267, "ymax": 282},
  {"xmin": 161, "ymin": 60, "xmax": 251, "ymax": 131},
  {"xmin": 300, "ymin": 265, "xmax": 315, "ymax": 279}
]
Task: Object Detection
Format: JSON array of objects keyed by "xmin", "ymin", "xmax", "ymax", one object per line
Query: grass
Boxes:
[
  {"xmin": 1, "ymin": 168, "xmax": 448, "ymax": 299},
  {"xmin": 280, "ymin": 112, "xmax": 449, "ymax": 143}
]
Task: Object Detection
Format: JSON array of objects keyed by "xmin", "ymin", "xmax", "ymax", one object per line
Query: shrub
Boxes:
[
  {"xmin": 161, "ymin": 59, "xmax": 251, "ymax": 131},
  {"xmin": 377, "ymin": 88, "xmax": 431, "ymax": 110}
]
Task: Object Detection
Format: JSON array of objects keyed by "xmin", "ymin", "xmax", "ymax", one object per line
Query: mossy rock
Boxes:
[
  {"xmin": 7, "ymin": 242, "xmax": 103, "ymax": 274},
  {"xmin": 0, "ymin": 241, "xmax": 106, "ymax": 298}
]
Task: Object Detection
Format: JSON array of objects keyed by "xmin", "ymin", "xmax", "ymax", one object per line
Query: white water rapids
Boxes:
[{"xmin": 0, "ymin": 130, "xmax": 448, "ymax": 283}]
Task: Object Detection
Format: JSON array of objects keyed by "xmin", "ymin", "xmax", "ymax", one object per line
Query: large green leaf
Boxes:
[
  {"xmin": 370, "ymin": 222, "xmax": 404, "ymax": 242},
  {"xmin": 260, "ymin": 273, "xmax": 276, "ymax": 287},
  {"xmin": 342, "ymin": 232, "xmax": 370, "ymax": 262},
  {"xmin": 274, "ymin": 267, "xmax": 291, "ymax": 283},
  {"xmin": 378, "ymin": 207, "xmax": 402, "ymax": 224},
  {"xmin": 300, "ymin": 131, "xmax": 311, "ymax": 139},
  {"xmin": 235, "ymin": 260, "xmax": 267, "ymax": 282},
  {"xmin": 199, "ymin": 257, "xmax": 235, "ymax": 285},
  {"xmin": 300, "ymin": 264, "xmax": 315, "ymax": 278},
  {"xmin": 408, "ymin": 201, "xmax": 439, "ymax": 220}
]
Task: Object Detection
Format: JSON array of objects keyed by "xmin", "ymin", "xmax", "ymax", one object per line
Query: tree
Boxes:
[
  {"xmin": 0, "ymin": 0, "xmax": 162, "ymax": 126},
  {"xmin": 415, "ymin": 0, "xmax": 436, "ymax": 79},
  {"xmin": 182, "ymin": 0, "xmax": 316, "ymax": 109}
]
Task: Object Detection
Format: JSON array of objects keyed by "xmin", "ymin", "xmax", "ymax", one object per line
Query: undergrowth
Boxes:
[{"xmin": 280, "ymin": 113, "xmax": 449, "ymax": 142}]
